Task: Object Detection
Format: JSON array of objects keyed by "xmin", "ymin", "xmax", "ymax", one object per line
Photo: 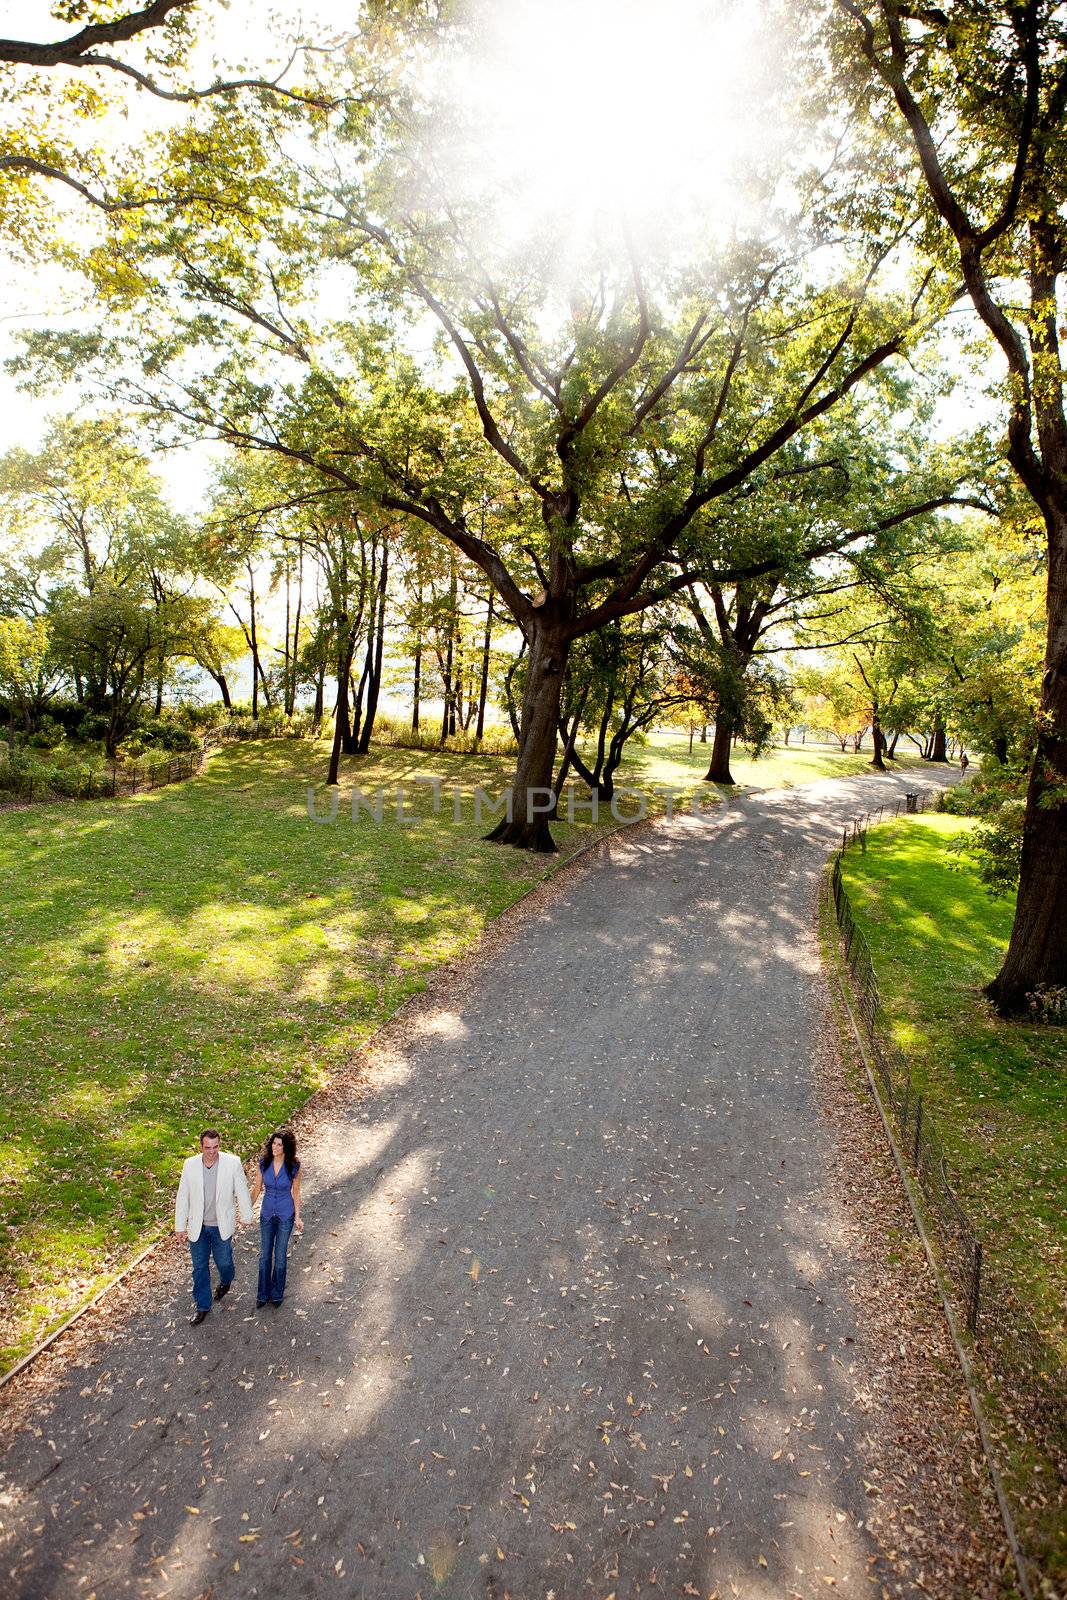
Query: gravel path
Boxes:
[{"xmin": 0, "ymin": 767, "xmax": 987, "ymax": 1600}]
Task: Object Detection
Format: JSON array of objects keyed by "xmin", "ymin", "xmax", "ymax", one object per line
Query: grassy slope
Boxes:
[
  {"xmin": 0, "ymin": 732, "xmax": 935, "ymax": 1369},
  {"xmin": 623, "ymin": 730, "xmax": 927, "ymax": 792},
  {"xmin": 840, "ymin": 813, "xmax": 1066, "ymax": 1348}
]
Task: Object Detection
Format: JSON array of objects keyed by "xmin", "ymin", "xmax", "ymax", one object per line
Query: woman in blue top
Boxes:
[{"xmin": 250, "ymin": 1128, "xmax": 303, "ymax": 1307}]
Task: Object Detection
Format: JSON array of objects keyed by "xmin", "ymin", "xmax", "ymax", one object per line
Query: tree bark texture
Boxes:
[{"xmin": 486, "ymin": 622, "xmax": 569, "ymax": 851}]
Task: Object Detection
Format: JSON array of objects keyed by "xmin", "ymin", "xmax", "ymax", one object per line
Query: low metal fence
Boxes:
[{"xmin": 830, "ymin": 808, "xmax": 1067, "ymax": 1477}]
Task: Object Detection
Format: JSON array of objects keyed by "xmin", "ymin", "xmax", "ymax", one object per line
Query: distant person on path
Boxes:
[
  {"xmin": 174, "ymin": 1129, "xmax": 253, "ymax": 1326},
  {"xmin": 250, "ymin": 1128, "xmax": 303, "ymax": 1308},
  {"xmin": 960, "ymin": 751, "xmax": 970, "ymax": 773}
]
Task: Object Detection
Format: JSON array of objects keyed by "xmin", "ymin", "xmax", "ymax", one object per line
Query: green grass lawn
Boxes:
[
  {"xmin": 0, "ymin": 737, "xmax": 616, "ymax": 1369},
  {"xmin": 0, "ymin": 730, "xmax": 940, "ymax": 1371},
  {"xmin": 620, "ymin": 729, "xmax": 928, "ymax": 792},
  {"xmin": 840, "ymin": 814, "xmax": 1066, "ymax": 1349}
]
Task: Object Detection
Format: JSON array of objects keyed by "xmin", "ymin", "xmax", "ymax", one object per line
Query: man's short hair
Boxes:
[{"xmin": 199, "ymin": 1128, "xmax": 220, "ymax": 1146}]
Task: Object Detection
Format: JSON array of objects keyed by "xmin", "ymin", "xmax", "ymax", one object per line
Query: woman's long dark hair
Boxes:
[{"xmin": 259, "ymin": 1127, "xmax": 299, "ymax": 1177}]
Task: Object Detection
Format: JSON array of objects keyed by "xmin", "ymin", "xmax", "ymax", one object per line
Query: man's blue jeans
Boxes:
[
  {"xmin": 189, "ymin": 1224, "xmax": 234, "ymax": 1312},
  {"xmin": 258, "ymin": 1214, "xmax": 294, "ymax": 1304}
]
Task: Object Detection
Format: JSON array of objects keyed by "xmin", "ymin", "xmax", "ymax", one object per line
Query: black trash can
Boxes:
[{"xmin": 905, "ymin": 792, "xmax": 918, "ymax": 814}]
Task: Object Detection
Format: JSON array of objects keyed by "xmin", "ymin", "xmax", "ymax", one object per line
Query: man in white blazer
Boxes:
[{"xmin": 174, "ymin": 1128, "xmax": 253, "ymax": 1325}]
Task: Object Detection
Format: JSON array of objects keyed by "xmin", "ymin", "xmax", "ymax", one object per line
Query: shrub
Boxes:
[
  {"xmin": 212, "ymin": 709, "xmax": 318, "ymax": 742},
  {"xmin": 938, "ymin": 780, "xmax": 979, "ymax": 816},
  {"xmin": 948, "ymin": 797, "xmax": 1025, "ymax": 896},
  {"xmin": 1026, "ymin": 986, "xmax": 1067, "ymax": 1026},
  {"xmin": 372, "ymin": 711, "xmax": 517, "ymax": 757},
  {"xmin": 74, "ymin": 710, "xmax": 110, "ymax": 743},
  {"xmin": 27, "ymin": 716, "xmax": 66, "ymax": 750},
  {"xmin": 0, "ymin": 755, "xmax": 29, "ymax": 794},
  {"xmin": 0, "ymin": 752, "xmax": 103, "ymax": 799},
  {"xmin": 48, "ymin": 765, "xmax": 88, "ymax": 798},
  {"xmin": 255, "ymin": 707, "xmax": 286, "ymax": 735},
  {"xmin": 121, "ymin": 718, "xmax": 199, "ymax": 756},
  {"xmin": 38, "ymin": 700, "xmax": 80, "ymax": 736},
  {"xmin": 179, "ymin": 701, "xmax": 229, "ymax": 730}
]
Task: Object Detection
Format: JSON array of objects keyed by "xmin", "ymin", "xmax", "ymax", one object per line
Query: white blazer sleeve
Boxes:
[
  {"xmin": 175, "ymin": 1160, "xmax": 191, "ymax": 1232},
  {"xmin": 234, "ymin": 1156, "xmax": 253, "ymax": 1224}
]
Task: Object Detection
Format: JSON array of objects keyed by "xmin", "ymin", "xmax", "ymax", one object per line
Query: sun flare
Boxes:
[{"xmin": 435, "ymin": 0, "xmax": 784, "ymax": 250}]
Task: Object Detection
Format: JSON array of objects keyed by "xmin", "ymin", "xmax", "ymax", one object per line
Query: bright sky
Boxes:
[
  {"xmin": 434, "ymin": 0, "xmax": 786, "ymax": 262},
  {"xmin": 0, "ymin": 0, "xmax": 345, "ymax": 489},
  {"xmin": 0, "ymin": 1, "xmax": 998, "ymax": 498},
  {"xmin": 0, "ymin": 0, "xmax": 1003, "ymax": 709}
]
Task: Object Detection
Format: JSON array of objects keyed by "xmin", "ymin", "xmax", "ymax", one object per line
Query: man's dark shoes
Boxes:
[
  {"xmin": 255, "ymin": 1299, "xmax": 267, "ymax": 1308},
  {"xmin": 188, "ymin": 1308, "xmax": 210, "ymax": 1325},
  {"xmin": 214, "ymin": 1280, "xmax": 232, "ymax": 1302}
]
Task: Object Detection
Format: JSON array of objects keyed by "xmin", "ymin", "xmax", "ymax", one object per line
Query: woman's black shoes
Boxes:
[
  {"xmin": 213, "ymin": 1280, "xmax": 231, "ymax": 1301},
  {"xmin": 188, "ymin": 1309, "xmax": 209, "ymax": 1325}
]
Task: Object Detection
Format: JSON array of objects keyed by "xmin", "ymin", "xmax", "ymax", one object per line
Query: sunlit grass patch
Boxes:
[
  {"xmin": 841, "ymin": 813, "xmax": 1066, "ymax": 1349},
  {"xmin": 622, "ymin": 729, "xmax": 928, "ymax": 792}
]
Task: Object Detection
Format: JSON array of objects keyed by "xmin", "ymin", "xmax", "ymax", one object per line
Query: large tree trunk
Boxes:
[
  {"xmin": 486, "ymin": 623, "xmax": 569, "ymax": 851},
  {"xmin": 283, "ymin": 560, "xmax": 292, "ymax": 717},
  {"xmin": 350, "ymin": 645, "xmax": 370, "ymax": 750},
  {"xmin": 440, "ymin": 556, "xmax": 458, "ymax": 743},
  {"xmin": 104, "ymin": 705, "xmax": 122, "ymax": 760},
  {"xmin": 341, "ymin": 666, "xmax": 359, "ymax": 754},
  {"xmin": 411, "ymin": 638, "xmax": 421, "ymax": 732},
  {"xmin": 987, "ymin": 505, "xmax": 1067, "ymax": 1013},
  {"xmin": 356, "ymin": 542, "xmax": 388, "ymax": 755},
  {"xmin": 570, "ymin": 694, "xmax": 616, "ymax": 796},
  {"xmin": 247, "ymin": 565, "xmax": 261, "ymax": 720},
  {"xmin": 211, "ymin": 671, "xmax": 232, "ymax": 710},
  {"xmin": 550, "ymin": 687, "xmax": 590, "ymax": 818},
  {"xmin": 439, "ymin": 629, "xmax": 454, "ymax": 744},
  {"xmin": 929, "ymin": 709, "xmax": 948, "ymax": 763},
  {"xmin": 870, "ymin": 710, "xmax": 887, "ymax": 771},
  {"xmin": 601, "ymin": 711, "xmax": 645, "ymax": 799},
  {"xmin": 293, "ymin": 550, "xmax": 304, "ymax": 715},
  {"xmin": 704, "ymin": 718, "xmax": 735, "ymax": 784},
  {"xmin": 330, "ymin": 630, "xmax": 358, "ymax": 780}
]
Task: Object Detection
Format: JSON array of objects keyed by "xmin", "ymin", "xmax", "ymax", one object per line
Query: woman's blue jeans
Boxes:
[{"xmin": 258, "ymin": 1214, "xmax": 294, "ymax": 1304}]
